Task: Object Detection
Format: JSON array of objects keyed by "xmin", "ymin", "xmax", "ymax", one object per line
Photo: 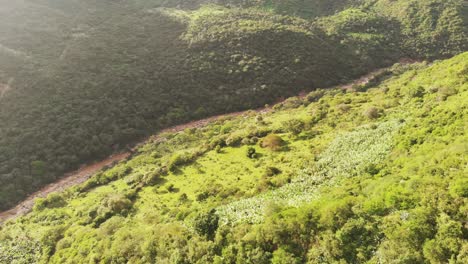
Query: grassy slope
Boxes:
[{"xmin": 0, "ymin": 52, "xmax": 466, "ymax": 263}]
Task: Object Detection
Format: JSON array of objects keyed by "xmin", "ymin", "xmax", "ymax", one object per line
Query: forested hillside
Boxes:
[
  {"xmin": 1, "ymin": 52, "xmax": 466, "ymax": 263},
  {"xmin": 0, "ymin": 0, "xmax": 466, "ymax": 212}
]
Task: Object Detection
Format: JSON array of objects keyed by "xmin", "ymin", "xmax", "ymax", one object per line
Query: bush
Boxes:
[
  {"xmin": 281, "ymin": 97, "xmax": 305, "ymax": 109},
  {"xmin": 225, "ymin": 134, "xmax": 243, "ymax": 147},
  {"xmin": 363, "ymin": 107, "xmax": 382, "ymax": 119},
  {"xmin": 309, "ymin": 106, "xmax": 328, "ymax": 124},
  {"xmin": 407, "ymin": 86, "xmax": 426, "ymax": 98},
  {"xmin": 165, "ymin": 183, "xmax": 176, "ymax": 193},
  {"xmin": 209, "ymin": 136, "xmax": 227, "ymax": 149},
  {"xmin": 283, "ymin": 119, "xmax": 305, "ymax": 136},
  {"xmin": 261, "ymin": 134, "xmax": 285, "ymax": 151},
  {"xmin": 33, "ymin": 193, "xmax": 66, "ymax": 211},
  {"xmin": 215, "ymin": 145, "xmax": 222, "ymax": 153},
  {"xmin": 337, "ymin": 104, "xmax": 351, "ymax": 113},
  {"xmin": 246, "ymin": 147, "xmax": 257, "ymax": 159},
  {"xmin": 265, "ymin": 167, "xmax": 282, "ymax": 177},
  {"xmin": 168, "ymin": 151, "xmax": 198, "ymax": 172},
  {"xmin": 193, "ymin": 209, "xmax": 219, "ymax": 240},
  {"xmin": 142, "ymin": 168, "xmax": 166, "ymax": 186},
  {"xmin": 306, "ymin": 89, "xmax": 325, "ymax": 103},
  {"xmin": 241, "ymin": 138, "xmax": 251, "ymax": 146},
  {"xmin": 104, "ymin": 195, "xmax": 132, "ymax": 214},
  {"xmin": 178, "ymin": 193, "xmax": 189, "ymax": 203},
  {"xmin": 449, "ymin": 179, "xmax": 468, "ymax": 198}
]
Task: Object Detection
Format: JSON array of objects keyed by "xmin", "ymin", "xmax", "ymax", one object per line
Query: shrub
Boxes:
[
  {"xmin": 261, "ymin": 134, "xmax": 285, "ymax": 151},
  {"xmin": 407, "ymin": 86, "xmax": 425, "ymax": 98},
  {"xmin": 337, "ymin": 104, "xmax": 351, "ymax": 113},
  {"xmin": 143, "ymin": 168, "xmax": 166, "ymax": 186},
  {"xmin": 33, "ymin": 193, "xmax": 66, "ymax": 211},
  {"xmin": 165, "ymin": 183, "xmax": 176, "ymax": 193},
  {"xmin": 225, "ymin": 134, "xmax": 243, "ymax": 146},
  {"xmin": 272, "ymin": 248, "xmax": 298, "ymax": 264},
  {"xmin": 241, "ymin": 137, "xmax": 251, "ymax": 145},
  {"xmin": 104, "ymin": 195, "xmax": 132, "ymax": 215},
  {"xmin": 256, "ymin": 115, "xmax": 265, "ymax": 124},
  {"xmin": 265, "ymin": 166, "xmax": 282, "ymax": 177},
  {"xmin": 306, "ymin": 89, "xmax": 325, "ymax": 103},
  {"xmin": 209, "ymin": 136, "xmax": 227, "ymax": 149},
  {"xmin": 449, "ymin": 179, "xmax": 468, "ymax": 198},
  {"xmin": 246, "ymin": 147, "xmax": 257, "ymax": 159},
  {"xmin": 178, "ymin": 193, "xmax": 189, "ymax": 203},
  {"xmin": 125, "ymin": 173, "xmax": 144, "ymax": 186},
  {"xmin": 363, "ymin": 107, "xmax": 382, "ymax": 119},
  {"xmin": 92, "ymin": 194, "xmax": 133, "ymax": 227},
  {"xmin": 215, "ymin": 145, "xmax": 222, "ymax": 153},
  {"xmin": 196, "ymin": 191, "xmax": 210, "ymax": 202},
  {"xmin": 250, "ymin": 136, "xmax": 260, "ymax": 144},
  {"xmin": 168, "ymin": 151, "xmax": 198, "ymax": 172},
  {"xmin": 196, "ymin": 184, "xmax": 223, "ymax": 201},
  {"xmin": 309, "ymin": 105, "xmax": 328, "ymax": 124},
  {"xmin": 281, "ymin": 97, "xmax": 305, "ymax": 109},
  {"xmin": 283, "ymin": 119, "xmax": 305, "ymax": 136}
]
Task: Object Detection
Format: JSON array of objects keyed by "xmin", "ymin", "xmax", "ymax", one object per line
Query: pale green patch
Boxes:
[{"xmin": 217, "ymin": 120, "xmax": 404, "ymax": 224}]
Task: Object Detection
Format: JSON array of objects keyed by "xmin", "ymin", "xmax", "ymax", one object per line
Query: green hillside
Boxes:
[
  {"xmin": 0, "ymin": 0, "xmax": 466, "ymax": 213},
  {"xmin": 1, "ymin": 52, "xmax": 466, "ymax": 263}
]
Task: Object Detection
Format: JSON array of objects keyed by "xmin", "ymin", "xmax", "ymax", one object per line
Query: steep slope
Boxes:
[
  {"xmin": 0, "ymin": 53, "xmax": 466, "ymax": 263},
  {"xmin": 0, "ymin": 0, "xmax": 466, "ymax": 212}
]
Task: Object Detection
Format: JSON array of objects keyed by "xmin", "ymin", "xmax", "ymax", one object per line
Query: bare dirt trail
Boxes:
[
  {"xmin": 0, "ymin": 60, "xmax": 420, "ymax": 223},
  {"xmin": 0, "ymin": 153, "xmax": 130, "ymax": 222},
  {"xmin": 0, "ymin": 78, "xmax": 14, "ymax": 100},
  {"xmin": 0, "ymin": 110, "xmax": 266, "ymax": 223}
]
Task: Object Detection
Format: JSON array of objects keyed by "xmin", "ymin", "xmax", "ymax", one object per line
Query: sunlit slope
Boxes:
[{"xmin": 0, "ymin": 52, "xmax": 466, "ymax": 263}]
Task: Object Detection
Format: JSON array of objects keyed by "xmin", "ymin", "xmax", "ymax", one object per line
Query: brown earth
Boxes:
[{"xmin": 0, "ymin": 78, "xmax": 14, "ymax": 100}]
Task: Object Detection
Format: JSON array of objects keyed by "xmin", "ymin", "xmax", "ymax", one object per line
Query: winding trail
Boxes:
[
  {"xmin": 0, "ymin": 153, "xmax": 130, "ymax": 222},
  {"xmin": 0, "ymin": 110, "xmax": 266, "ymax": 223},
  {"xmin": 0, "ymin": 78, "xmax": 14, "ymax": 100},
  {"xmin": 0, "ymin": 60, "xmax": 419, "ymax": 223}
]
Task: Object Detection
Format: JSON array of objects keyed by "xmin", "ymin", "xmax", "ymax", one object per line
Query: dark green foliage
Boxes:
[
  {"xmin": 283, "ymin": 119, "xmax": 305, "ymax": 136},
  {"xmin": 306, "ymin": 89, "xmax": 325, "ymax": 103},
  {"xmin": 407, "ymin": 86, "xmax": 426, "ymax": 98},
  {"xmin": 193, "ymin": 209, "xmax": 219, "ymax": 240},
  {"xmin": 168, "ymin": 152, "xmax": 198, "ymax": 172},
  {"xmin": 265, "ymin": 166, "xmax": 281, "ymax": 177},
  {"xmin": 246, "ymin": 147, "xmax": 257, "ymax": 159},
  {"xmin": 90, "ymin": 194, "xmax": 133, "ymax": 227}
]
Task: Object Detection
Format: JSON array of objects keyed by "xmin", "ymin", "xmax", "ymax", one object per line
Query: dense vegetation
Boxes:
[
  {"xmin": 0, "ymin": 0, "xmax": 466, "ymax": 212},
  {"xmin": 1, "ymin": 52, "xmax": 466, "ymax": 263}
]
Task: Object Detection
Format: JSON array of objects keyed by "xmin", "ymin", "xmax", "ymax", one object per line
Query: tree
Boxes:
[
  {"xmin": 30, "ymin": 160, "xmax": 46, "ymax": 177},
  {"xmin": 194, "ymin": 209, "xmax": 219, "ymax": 240}
]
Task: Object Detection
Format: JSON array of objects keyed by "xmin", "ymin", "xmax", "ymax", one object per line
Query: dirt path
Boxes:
[
  {"xmin": 0, "ymin": 153, "xmax": 130, "ymax": 222},
  {"xmin": 0, "ymin": 78, "xmax": 14, "ymax": 100},
  {"xmin": 0, "ymin": 110, "xmax": 266, "ymax": 223},
  {"xmin": 0, "ymin": 60, "xmax": 421, "ymax": 223}
]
